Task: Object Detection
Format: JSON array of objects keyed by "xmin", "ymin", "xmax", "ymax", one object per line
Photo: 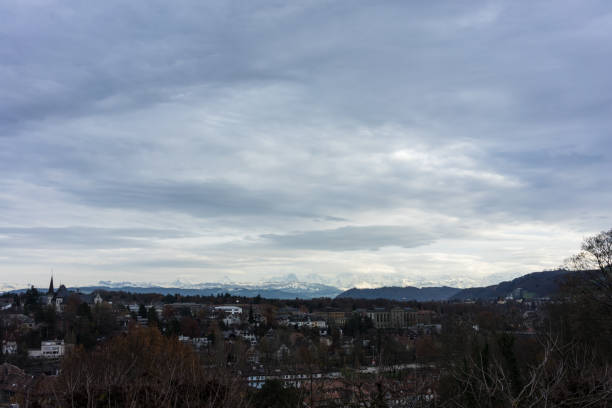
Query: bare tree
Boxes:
[
  {"xmin": 51, "ymin": 327, "xmax": 250, "ymax": 408},
  {"xmin": 441, "ymin": 332, "xmax": 612, "ymax": 408},
  {"xmin": 564, "ymin": 228, "xmax": 612, "ymax": 310}
]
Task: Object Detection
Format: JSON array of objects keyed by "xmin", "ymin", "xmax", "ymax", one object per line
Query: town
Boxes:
[{"xmin": 0, "ymin": 276, "xmax": 568, "ymax": 407}]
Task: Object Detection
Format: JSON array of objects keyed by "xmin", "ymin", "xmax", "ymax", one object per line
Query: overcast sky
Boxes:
[{"xmin": 1, "ymin": 0, "xmax": 611, "ymax": 289}]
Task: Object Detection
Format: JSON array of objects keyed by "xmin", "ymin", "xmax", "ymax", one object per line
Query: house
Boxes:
[
  {"xmin": 246, "ymin": 372, "xmax": 267, "ymax": 389},
  {"xmin": 0, "ymin": 363, "xmax": 33, "ymax": 404},
  {"xmin": 1, "ymin": 341, "xmax": 17, "ymax": 355},
  {"xmin": 78, "ymin": 291, "xmax": 103, "ymax": 305},
  {"xmin": 223, "ymin": 314, "xmax": 241, "ymax": 326},
  {"xmin": 275, "ymin": 344, "xmax": 290, "ymax": 361},
  {"xmin": 239, "ymin": 331, "xmax": 257, "ymax": 345},
  {"xmin": 28, "ymin": 340, "xmax": 65, "ymax": 359},
  {"xmin": 48, "ymin": 283, "xmax": 70, "ymax": 312},
  {"xmin": 246, "ymin": 346, "xmax": 260, "ymax": 364},
  {"xmin": 4, "ymin": 314, "xmax": 35, "ymax": 330}
]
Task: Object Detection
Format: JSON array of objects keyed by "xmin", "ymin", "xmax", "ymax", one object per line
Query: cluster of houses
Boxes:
[
  {"xmin": 1, "ymin": 277, "xmax": 450, "ymax": 403},
  {"xmin": 1, "ymin": 277, "xmax": 556, "ymax": 407},
  {"xmin": 2, "ymin": 337, "xmax": 65, "ymax": 360},
  {"xmin": 44, "ymin": 278, "xmax": 103, "ymax": 312},
  {"xmin": 1, "ymin": 278, "xmax": 443, "ymax": 364}
]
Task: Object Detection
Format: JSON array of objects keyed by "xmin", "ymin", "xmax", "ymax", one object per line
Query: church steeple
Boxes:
[{"xmin": 48, "ymin": 275, "xmax": 54, "ymax": 295}]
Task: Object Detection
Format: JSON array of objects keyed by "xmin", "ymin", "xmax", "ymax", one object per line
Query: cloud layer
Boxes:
[{"xmin": 1, "ymin": 0, "xmax": 611, "ymax": 288}]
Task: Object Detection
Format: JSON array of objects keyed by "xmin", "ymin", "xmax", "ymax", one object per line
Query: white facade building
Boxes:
[
  {"xmin": 28, "ymin": 340, "xmax": 65, "ymax": 358},
  {"xmin": 214, "ymin": 305, "xmax": 242, "ymax": 315},
  {"xmin": 2, "ymin": 340, "xmax": 17, "ymax": 355}
]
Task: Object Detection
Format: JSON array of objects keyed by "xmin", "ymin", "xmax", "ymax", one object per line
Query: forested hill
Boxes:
[
  {"xmin": 336, "ymin": 270, "xmax": 578, "ymax": 301},
  {"xmin": 336, "ymin": 286, "xmax": 461, "ymax": 301},
  {"xmin": 449, "ymin": 269, "xmax": 575, "ymax": 301}
]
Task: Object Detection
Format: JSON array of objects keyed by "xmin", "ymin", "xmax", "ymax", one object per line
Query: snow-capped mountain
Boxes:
[
  {"xmin": 0, "ymin": 283, "xmax": 19, "ymax": 293},
  {"xmin": 76, "ymin": 278, "xmax": 343, "ymax": 299},
  {"xmin": 1, "ymin": 271, "xmax": 526, "ymax": 299}
]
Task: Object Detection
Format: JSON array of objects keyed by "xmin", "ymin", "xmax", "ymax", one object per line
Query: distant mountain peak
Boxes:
[{"xmin": 76, "ymin": 278, "xmax": 344, "ymax": 299}]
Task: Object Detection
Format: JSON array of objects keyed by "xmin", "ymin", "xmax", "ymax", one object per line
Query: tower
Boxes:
[{"xmin": 48, "ymin": 275, "xmax": 54, "ymax": 295}]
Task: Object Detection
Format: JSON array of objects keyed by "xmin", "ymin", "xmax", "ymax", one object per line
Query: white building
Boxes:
[
  {"xmin": 285, "ymin": 318, "xmax": 327, "ymax": 329},
  {"xmin": 28, "ymin": 340, "xmax": 65, "ymax": 359},
  {"xmin": 2, "ymin": 340, "xmax": 17, "ymax": 355},
  {"xmin": 214, "ymin": 305, "xmax": 242, "ymax": 315},
  {"xmin": 178, "ymin": 336, "xmax": 210, "ymax": 349}
]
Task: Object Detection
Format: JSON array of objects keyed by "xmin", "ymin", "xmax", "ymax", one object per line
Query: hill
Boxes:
[
  {"xmin": 336, "ymin": 286, "xmax": 461, "ymax": 301},
  {"xmin": 335, "ymin": 270, "xmax": 578, "ymax": 301},
  {"xmin": 449, "ymin": 269, "xmax": 575, "ymax": 300}
]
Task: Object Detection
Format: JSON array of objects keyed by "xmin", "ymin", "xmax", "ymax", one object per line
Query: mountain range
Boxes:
[
  {"xmin": 2, "ymin": 270, "xmax": 577, "ymax": 300},
  {"xmin": 3, "ymin": 279, "xmax": 342, "ymax": 300}
]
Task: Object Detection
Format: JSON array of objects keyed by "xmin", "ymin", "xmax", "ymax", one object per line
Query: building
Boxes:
[
  {"xmin": 28, "ymin": 340, "xmax": 65, "ymax": 359},
  {"xmin": 223, "ymin": 314, "xmax": 241, "ymax": 326},
  {"xmin": 3, "ymin": 314, "xmax": 35, "ymax": 330},
  {"xmin": 366, "ymin": 307, "xmax": 424, "ymax": 329},
  {"xmin": 44, "ymin": 276, "xmax": 71, "ymax": 312},
  {"xmin": 214, "ymin": 305, "xmax": 242, "ymax": 315},
  {"xmin": 239, "ymin": 331, "xmax": 257, "ymax": 345},
  {"xmin": 313, "ymin": 310, "xmax": 347, "ymax": 327},
  {"xmin": 178, "ymin": 336, "xmax": 210, "ymax": 349},
  {"xmin": 246, "ymin": 347, "xmax": 260, "ymax": 364},
  {"xmin": 285, "ymin": 316, "xmax": 327, "ymax": 329},
  {"xmin": 1, "ymin": 341, "xmax": 17, "ymax": 355},
  {"xmin": 245, "ymin": 371, "xmax": 335, "ymax": 390},
  {"xmin": 45, "ymin": 276, "xmax": 55, "ymax": 306},
  {"xmin": 0, "ymin": 363, "xmax": 33, "ymax": 404}
]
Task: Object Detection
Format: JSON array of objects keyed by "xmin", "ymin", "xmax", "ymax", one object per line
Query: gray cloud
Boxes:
[
  {"xmin": 1, "ymin": 0, "xmax": 611, "ymax": 287},
  {"xmin": 87, "ymin": 258, "xmax": 216, "ymax": 270},
  {"xmin": 0, "ymin": 227, "xmax": 192, "ymax": 249},
  {"xmin": 62, "ymin": 180, "xmax": 308, "ymax": 218},
  {"xmin": 261, "ymin": 226, "xmax": 437, "ymax": 251}
]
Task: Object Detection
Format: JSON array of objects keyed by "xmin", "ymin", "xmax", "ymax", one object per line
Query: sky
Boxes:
[{"xmin": 1, "ymin": 0, "xmax": 611, "ymax": 290}]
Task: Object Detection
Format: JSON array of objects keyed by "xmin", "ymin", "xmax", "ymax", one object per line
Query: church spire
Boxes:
[{"xmin": 48, "ymin": 275, "xmax": 54, "ymax": 295}]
